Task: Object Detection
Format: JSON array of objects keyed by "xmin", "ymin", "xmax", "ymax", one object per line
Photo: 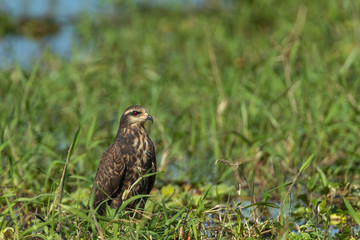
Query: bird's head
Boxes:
[{"xmin": 119, "ymin": 105, "xmax": 153, "ymax": 128}]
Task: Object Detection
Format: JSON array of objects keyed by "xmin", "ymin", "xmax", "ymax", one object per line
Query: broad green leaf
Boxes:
[{"xmin": 317, "ymin": 167, "xmax": 328, "ymax": 187}]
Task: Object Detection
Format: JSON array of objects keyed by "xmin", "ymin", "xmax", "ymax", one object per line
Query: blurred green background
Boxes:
[{"xmin": 2, "ymin": 0, "xmax": 359, "ymax": 184}]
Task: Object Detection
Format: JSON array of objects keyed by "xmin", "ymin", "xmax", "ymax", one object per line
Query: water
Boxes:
[
  {"xmin": 0, "ymin": 24, "xmax": 74, "ymax": 69},
  {"xmin": 0, "ymin": 0, "xmax": 112, "ymax": 69},
  {"xmin": 2, "ymin": 0, "xmax": 105, "ymax": 19},
  {"xmin": 0, "ymin": 0, "xmax": 230, "ymax": 70},
  {"xmin": 201, "ymin": 199, "xmax": 359, "ymax": 238}
]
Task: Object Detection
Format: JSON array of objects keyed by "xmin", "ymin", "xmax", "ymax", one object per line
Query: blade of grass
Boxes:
[
  {"xmin": 69, "ymin": 126, "xmax": 82, "ymax": 158},
  {"xmin": 264, "ymin": 181, "xmax": 293, "ymax": 194},
  {"xmin": 49, "ymin": 126, "xmax": 82, "ymax": 234},
  {"xmin": 44, "ymin": 160, "xmax": 65, "ymax": 188},
  {"xmin": 58, "ymin": 204, "xmax": 93, "ymax": 222},
  {"xmin": 5, "ymin": 195, "xmax": 19, "ymax": 239},
  {"xmin": 276, "ymin": 155, "xmax": 315, "ymax": 222},
  {"xmin": 14, "ymin": 193, "xmax": 54, "ymax": 203},
  {"xmin": 316, "ymin": 167, "xmax": 328, "ymax": 187},
  {"xmin": 0, "ymin": 140, "xmax": 9, "ymax": 152},
  {"xmin": 161, "ymin": 195, "xmax": 169, "ymax": 221},
  {"xmin": 299, "ymin": 154, "xmax": 315, "ymax": 174},
  {"xmin": 86, "ymin": 116, "xmax": 97, "ymax": 148},
  {"xmin": 242, "ymin": 201, "xmax": 279, "ymax": 209},
  {"xmin": 343, "ymin": 196, "xmax": 360, "ymax": 225},
  {"xmin": 68, "ymin": 174, "xmax": 93, "ymax": 183},
  {"xmin": 19, "ymin": 219, "xmax": 54, "ymax": 238},
  {"xmin": 115, "ymin": 194, "xmax": 151, "ymax": 216},
  {"xmin": 89, "ymin": 202, "xmax": 104, "ymax": 240},
  {"xmin": 166, "ymin": 207, "xmax": 186, "ymax": 226}
]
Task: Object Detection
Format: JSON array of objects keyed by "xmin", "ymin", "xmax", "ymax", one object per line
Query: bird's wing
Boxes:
[
  {"xmin": 147, "ymin": 142, "xmax": 157, "ymax": 192},
  {"xmin": 93, "ymin": 143, "xmax": 127, "ymax": 214},
  {"xmin": 150, "ymin": 143, "xmax": 156, "ymax": 172}
]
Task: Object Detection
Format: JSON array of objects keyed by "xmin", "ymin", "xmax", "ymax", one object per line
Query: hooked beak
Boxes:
[{"xmin": 146, "ymin": 114, "xmax": 153, "ymax": 123}]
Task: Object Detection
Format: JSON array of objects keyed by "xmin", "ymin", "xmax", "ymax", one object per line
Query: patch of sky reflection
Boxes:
[
  {"xmin": 0, "ymin": 0, "xmax": 234, "ymax": 69},
  {"xmin": 0, "ymin": 0, "xmax": 113, "ymax": 69}
]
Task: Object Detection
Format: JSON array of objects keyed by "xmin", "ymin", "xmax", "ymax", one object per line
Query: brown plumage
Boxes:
[{"xmin": 93, "ymin": 105, "xmax": 156, "ymax": 215}]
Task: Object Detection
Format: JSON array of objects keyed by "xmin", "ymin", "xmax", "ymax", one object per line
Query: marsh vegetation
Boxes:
[{"xmin": 0, "ymin": 1, "xmax": 359, "ymax": 239}]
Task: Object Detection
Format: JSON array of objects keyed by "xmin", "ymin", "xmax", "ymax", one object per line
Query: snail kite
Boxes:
[{"xmin": 93, "ymin": 105, "xmax": 156, "ymax": 215}]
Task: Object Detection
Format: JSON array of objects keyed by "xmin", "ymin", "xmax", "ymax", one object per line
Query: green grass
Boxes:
[{"xmin": 1, "ymin": 0, "xmax": 360, "ymax": 239}]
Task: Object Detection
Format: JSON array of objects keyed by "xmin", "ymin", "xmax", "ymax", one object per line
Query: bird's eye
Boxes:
[{"xmin": 132, "ymin": 111, "xmax": 140, "ymax": 116}]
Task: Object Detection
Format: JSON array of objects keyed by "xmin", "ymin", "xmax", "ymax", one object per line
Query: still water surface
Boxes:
[{"xmin": 0, "ymin": 0, "xmax": 214, "ymax": 69}]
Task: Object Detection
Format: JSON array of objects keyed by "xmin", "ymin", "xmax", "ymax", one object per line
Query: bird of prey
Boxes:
[{"xmin": 93, "ymin": 105, "xmax": 156, "ymax": 215}]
